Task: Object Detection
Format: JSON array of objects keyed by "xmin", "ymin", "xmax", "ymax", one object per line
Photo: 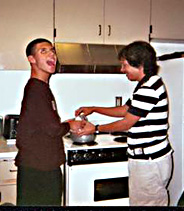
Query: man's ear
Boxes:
[
  {"xmin": 139, "ymin": 65, "xmax": 144, "ymax": 72},
  {"xmin": 139, "ymin": 65, "xmax": 145, "ymax": 76},
  {"xmin": 28, "ymin": 55, "xmax": 36, "ymax": 64}
]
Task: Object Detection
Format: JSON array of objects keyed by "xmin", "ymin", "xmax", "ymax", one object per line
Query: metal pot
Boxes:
[
  {"xmin": 70, "ymin": 132, "xmax": 96, "ymax": 144},
  {"xmin": 70, "ymin": 113, "xmax": 96, "ymax": 143}
]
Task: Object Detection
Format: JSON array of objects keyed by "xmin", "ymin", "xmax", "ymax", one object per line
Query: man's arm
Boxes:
[
  {"xmin": 77, "ymin": 111, "xmax": 140, "ymax": 136},
  {"xmin": 75, "ymin": 104, "xmax": 129, "ymax": 118}
]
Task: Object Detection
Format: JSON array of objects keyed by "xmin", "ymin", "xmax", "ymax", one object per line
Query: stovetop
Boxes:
[{"xmin": 63, "ymin": 134, "xmax": 128, "ymax": 150}]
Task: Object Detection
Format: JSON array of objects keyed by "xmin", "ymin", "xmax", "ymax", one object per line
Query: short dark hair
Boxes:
[
  {"xmin": 26, "ymin": 38, "xmax": 52, "ymax": 57},
  {"xmin": 118, "ymin": 41, "xmax": 159, "ymax": 77}
]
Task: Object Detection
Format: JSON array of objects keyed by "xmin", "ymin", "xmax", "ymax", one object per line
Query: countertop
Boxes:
[{"xmin": 0, "ymin": 134, "xmax": 128, "ymax": 159}]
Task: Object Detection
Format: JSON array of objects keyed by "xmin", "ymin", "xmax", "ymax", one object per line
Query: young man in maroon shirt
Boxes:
[{"xmin": 15, "ymin": 38, "xmax": 81, "ymax": 206}]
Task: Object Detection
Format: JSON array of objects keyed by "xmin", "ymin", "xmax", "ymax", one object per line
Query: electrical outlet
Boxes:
[{"xmin": 115, "ymin": 96, "xmax": 122, "ymax": 106}]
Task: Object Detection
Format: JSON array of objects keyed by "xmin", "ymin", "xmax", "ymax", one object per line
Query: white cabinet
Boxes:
[
  {"xmin": 0, "ymin": 0, "xmax": 53, "ymax": 70},
  {"xmin": 55, "ymin": 0, "xmax": 104, "ymax": 44},
  {"xmin": 104, "ymin": 0, "xmax": 150, "ymax": 45},
  {"xmin": 0, "ymin": 158, "xmax": 17, "ymax": 205},
  {"xmin": 55, "ymin": 0, "xmax": 150, "ymax": 45},
  {"xmin": 0, "ymin": 185, "xmax": 16, "ymax": 205},
  {"xmin": 150, "ymin": 0, "xmax": 184, "ymax": 40}
]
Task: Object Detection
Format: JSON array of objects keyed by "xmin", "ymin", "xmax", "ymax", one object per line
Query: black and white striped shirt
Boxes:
[{"xmin": 126, "ymin": 75, "xmax": 173, "ymax": 159}]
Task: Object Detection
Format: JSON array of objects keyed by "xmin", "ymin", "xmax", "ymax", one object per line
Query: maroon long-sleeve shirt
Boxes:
[{"xmin": 15, "ymin": 78, "xmax": 70, "ymax": 171}]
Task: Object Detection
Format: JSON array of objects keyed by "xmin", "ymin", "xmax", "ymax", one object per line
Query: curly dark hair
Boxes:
[
  {"xmin": 118, "ymin": 41, "xmax": 159, "ymax": 78},
  {"xmin": 26, "ymin": 38, "xmax": 52, "ymax": 57}
]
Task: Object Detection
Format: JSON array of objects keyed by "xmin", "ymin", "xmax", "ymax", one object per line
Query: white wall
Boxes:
[
  {"xmin": 0, "ymin": 71, "xmax": 30, "ymax": 117},
  {"xmin": 50, "ymin": 74, "xmax": 136, "ymax": 122},
  {"xmin": 0, "ymin": 71, "xmax": 136, "ymax": 122}
]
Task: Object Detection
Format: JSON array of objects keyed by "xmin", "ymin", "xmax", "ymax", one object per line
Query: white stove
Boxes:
[{"xmin": 63, "ymin": 134, "xmax": 129, "ymax": 206}]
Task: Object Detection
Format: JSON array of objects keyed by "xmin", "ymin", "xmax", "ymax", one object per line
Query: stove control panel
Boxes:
[{"xmin": 67, "ymin": 147, "xmax": 128, "ymax": 166}]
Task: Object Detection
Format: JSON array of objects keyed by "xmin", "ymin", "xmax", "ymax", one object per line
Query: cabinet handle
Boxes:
[
  {"xmin": 3, "ymin": 159, "xmax": 14, "ymax": 162},
  {"xmin": 10, "ymin": 169, "xmax": 17, "ymax": 172},
  {"xmin": 108, "ymin": 25, "xmax": 111, "ymax": 36},
  {"xmin": 98, "ymin": 24, "xmax": 102, "ymax": 36},
  {"xmin": 0, "ymin": 191, "xmax": 1, "ymax": 203}
]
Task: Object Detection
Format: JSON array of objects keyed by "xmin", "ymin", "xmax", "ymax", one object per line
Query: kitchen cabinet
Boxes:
[
  {"xmin": 103, "ymin": 0, "xmax": 150, "ymax": 44},
  {"xmin": 0, "ymin": 185, "xmax": 16, "ymax": 205},
  {"xmin": 55, "ymin": 0, "xmax": 104, "ymax": 44},
  {"xmin": 55, "ymin": 0, "xmax": 150, "ymax": 45},
  {"xmin": 150, "ymin": 0, "xmax": 184, "ymax": 41},
  {"xmin": 0, "ymin": 0, "xmax": 53, "ymax": 70},
  {"xmin": 0, "ymin": 158, "xmax": 17, "ymax": 205}
]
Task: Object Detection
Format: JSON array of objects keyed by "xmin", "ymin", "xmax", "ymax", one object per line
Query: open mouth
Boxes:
[{"xmin": 47, "ymin": 60, "xmax": 56, "ymax": 67}]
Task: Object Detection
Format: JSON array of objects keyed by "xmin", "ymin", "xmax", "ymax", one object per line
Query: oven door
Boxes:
[{"xmin": 64, "ymin": 161, "xmax": 129, "ymax": 206}]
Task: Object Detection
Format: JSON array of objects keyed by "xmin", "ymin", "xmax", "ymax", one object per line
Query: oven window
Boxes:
[{"xmin": 94, "ymin": 177, "xmax": 129, "ymax": 201}]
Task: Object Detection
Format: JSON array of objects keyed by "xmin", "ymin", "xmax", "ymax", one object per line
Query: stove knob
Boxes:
[
  {"xmin": 83, "ymin": 153, "xmax": 91, "ymax": 160},
  {"xmin": 98, "ymin": 152, "xmax": 106, "ymax": 159},
  {"xmin": 73, "ymin": 152, "xmax": 81, "ymax": 161}
]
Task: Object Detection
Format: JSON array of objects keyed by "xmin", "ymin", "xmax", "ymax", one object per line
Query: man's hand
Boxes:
[
  {"xmin": 76, "ymin": 121, "xmax": 95, "ymax": 136},
  {"xmin": 75, "ymin": 107, "xmax": 94, "ymax": 117},
  {"xmin": 67, "ymin": 119, "xmax": 86, "ymax": 133}
]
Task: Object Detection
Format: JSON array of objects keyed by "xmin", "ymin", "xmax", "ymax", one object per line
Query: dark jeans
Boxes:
[{"xmin": 16, "ymin": 166, "xmax": 62, "ymax": 206}]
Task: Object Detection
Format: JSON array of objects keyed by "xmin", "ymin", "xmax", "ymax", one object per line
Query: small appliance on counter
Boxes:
[{"xmin": 3, "ymin": 115, "xmax": 19, "ymax": 139}]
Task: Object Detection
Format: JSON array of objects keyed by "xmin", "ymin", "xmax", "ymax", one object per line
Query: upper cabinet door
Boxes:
[
  {"xmin": 55, "ymin": 0, "xmax": 150, "ymax": 45},
  {"xmin": 0, "ymin": 0, "xmax": 53, "ymax": 70},
  {"xmin": 55, "ymin": 0, "xmax": 104, "ymax": 43},
  {"xmin": 151, "ymin": 0, "xmax": 184, "ymax": 40},
  {"xmin": 104, "ymin": 0, "xmax": 150, "ymax": 45}
]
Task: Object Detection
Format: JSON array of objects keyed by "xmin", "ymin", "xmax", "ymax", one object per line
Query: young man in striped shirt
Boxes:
[{"xmin": 75, "ymin": 41, "xmax": 174, "ymax": 206}]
